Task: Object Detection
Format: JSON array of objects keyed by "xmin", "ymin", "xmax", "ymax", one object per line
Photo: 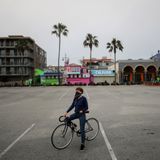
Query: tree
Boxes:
[
  {"xmin": 106, "ymin": 38, "xmax": 123, "ymax": 84},
  {"xmin": 16, "ymin": 39, "xmax": 30, "ymax": 55},
  {"xmin": 51, "ymin": 23, "xmax": 68, "ymax": 85},
  {"xmin": 15, "ymin": 39, "xmax": 30, "ymax": 85},
  {"xmin": 83, "ymin": 33, "xmax": 99, "ymax": 83}
]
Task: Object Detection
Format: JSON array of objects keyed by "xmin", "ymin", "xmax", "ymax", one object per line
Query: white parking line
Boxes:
[
  {"xmin": 58, "ymin": 89, "xmax": 71, "ymax": 101},
  {"xmin": 99, "ymin": 122, "xmax": 118, "ymax": 160},
  {"xmin": 84, "ymin": 89, "xmax": 90, "ymax": 99},
  {"xmin": 0, "ymin": 123, "xmax": 35, "ymax": 159}
]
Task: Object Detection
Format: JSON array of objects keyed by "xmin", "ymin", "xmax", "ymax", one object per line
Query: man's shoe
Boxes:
[{"xmin": 80, "ymin": 144, "xmax": 85, "ymax": 151}]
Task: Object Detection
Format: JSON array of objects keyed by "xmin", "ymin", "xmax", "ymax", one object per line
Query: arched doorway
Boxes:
[
  {"xmin": 123, "ymin": 66, "xmax": 133, "ymax": 83},
  {"xmin": 158, "ymin": 67, "xmax": 160, "ymax": 77},
  {"xmin": 135, "ymin": 66, "xmax": 145, "ymax": 83},
  {"xmin": 146, "ymin": 65, "xmax": 156, "ymax": 81}
]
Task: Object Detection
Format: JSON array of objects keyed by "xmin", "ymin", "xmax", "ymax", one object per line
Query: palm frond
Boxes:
[
  {"xmin": 94, "ymin": 39, "xmax": 99, "ymax": 47},
  {"xmin": 52, "ymin": 22, "xmax": 68, "ymax": 38},
  {"xmin": 53, "ymin": 25, "xmax": 58, "ymax": 29},
  {"xmin": 109, "ymin": 46, "xmax": 113, "ymax": 52},
  {"xmin": 117, "ymin": 40, "xmax": 123, "ymax": 51},
  {"xmin": 83, "ymin": 40, "xmax": 89, "ymax": 47},
  {"xmin": 107, "ymin": 38, "xmax": 124, "ymax": 53},
  {"xmin": 63, "ymin": 32, "xmax": 68, "ymax": 36},
  {"xmin": 52, "ymin": 30, "xmax": 59, "ymax": 36}
]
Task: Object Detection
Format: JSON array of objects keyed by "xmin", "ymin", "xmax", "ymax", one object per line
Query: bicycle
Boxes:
[{"xmin": 51, "ymin": 112, "xmax": 99, "ymax": 150}]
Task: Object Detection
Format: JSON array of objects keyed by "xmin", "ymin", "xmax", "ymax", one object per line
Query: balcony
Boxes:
[
  {"xmin": 0, "ymin": 63, "xmax": 34, "ymax": 67},
  {"xmin": 0, "ymin": 45, "xmax": 15, "ymax": 49},
  {"xmin": 0, "ymin": 72, "xmax": 30, "ymax": 76},
  {"xmin": 0, "ymin": 54, "xmax": 34, "ymax": 58}
]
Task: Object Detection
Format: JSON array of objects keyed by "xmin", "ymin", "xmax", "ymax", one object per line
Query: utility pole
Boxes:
[
  {"xmin": 62, "ymin": 54, "xmax": 69, "ymax": 84},
  {"xmin": 62, "ymin": 53, "xmax": 69, "ymax": 66},
  {"xmin": 82, "ymin": 56, "xmax": 85, "ymax": 67}
]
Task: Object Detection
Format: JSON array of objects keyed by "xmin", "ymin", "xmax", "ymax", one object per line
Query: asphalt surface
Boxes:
[{"xmin": 0, "ymin": 86, "xmax": 160, "ymax": 160}]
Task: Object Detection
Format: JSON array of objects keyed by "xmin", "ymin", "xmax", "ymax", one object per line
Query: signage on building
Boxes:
[
  {"xmin": 67, "ymin": 72, "xmax": 80, "ymax": 74},
  {"xmin": 83, "ymin": 73, "xmax": 90, "ymax": 78},
  {"xmin": 91, "ymin": 70, "xmax": 115, "ymax": 76}
]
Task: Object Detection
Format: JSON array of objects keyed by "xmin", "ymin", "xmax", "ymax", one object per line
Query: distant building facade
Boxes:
[
  {"xmin": 117, "ymin": 51, "xmax": 160, "ymax": 84},
  {"xmin": 0, "ymin": 35, "xmax": 47, "ymax": 86},
  {"xmin": 82, "ymin": 57, "xmax": 115, "ymax": 84},
  {"xmin": 64, "ymin": 63, "xmax": 90, "ymax": 85}
]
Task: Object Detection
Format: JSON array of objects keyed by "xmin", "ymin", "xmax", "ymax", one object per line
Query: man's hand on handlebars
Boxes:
[{"xmin": 64, "ymin": 112, "xmax": 68, "ymax": 117}]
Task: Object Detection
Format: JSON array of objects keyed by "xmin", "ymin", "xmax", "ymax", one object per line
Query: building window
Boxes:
[
  {"xmin": 1, "ymin": 50, "xmax": 5, "ymax": 56},
  {"xmin": 10, "ymin": 50, "xmax": 14, "ymax": 56},
  {"xmin": 10, "ymin": 67, "xmax": 15, "ymax": 74},
  {"xmin": 1, "ymin": 67, "xmax": 6, "ymax": 74},
  {"xmin": 72, "ymin": 67, "xmax": 80, "ymax": 72},
  {"xmin": 10, "ymin": 59, "xmax": 14, "ymax": 65},
  {"xmin": 10, "ymin": 41, "xmax": 14, "ymax": 46},
  {"xmin": 24, "ymin": 58, "xmax": 28, "ymax": 65},
  {"xmin": 0, "ymin": 40, "xmax": 4, "ymax": 46}
]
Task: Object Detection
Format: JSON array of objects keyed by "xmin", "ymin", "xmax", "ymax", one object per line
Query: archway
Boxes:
[
  {"xmin": 146, "ymin": 65, "xmax": 156, "ymax": 81},
  {"xmin": 158, "ymin": 67, "xmax": 160, "ymax": 77},
  {"xmin": 135, "ymin": 66, "xmax": 145, "ymax": 83},
  {"xmin": 123, "ymin": 66, "xmax": 133, "ymax": 83}
]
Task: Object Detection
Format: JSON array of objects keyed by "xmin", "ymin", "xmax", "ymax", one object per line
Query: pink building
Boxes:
[{"xmin": 64, "ymin": 63, "xmax": 91, "ymax": 85}]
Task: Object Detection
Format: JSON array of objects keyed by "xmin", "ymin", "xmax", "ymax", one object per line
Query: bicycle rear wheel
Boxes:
[
  {"xmin": 85, "ymin": 118, "xmax": 99, "ymax": 141},
  {"xmin": 51, "ymin": 123, "xmax": 73, "ymax": 149}
]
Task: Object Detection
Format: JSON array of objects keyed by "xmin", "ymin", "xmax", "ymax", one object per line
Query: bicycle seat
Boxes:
[{"xmin": 85, "ymin": 110, "xmax": 89, "ymax": 114}]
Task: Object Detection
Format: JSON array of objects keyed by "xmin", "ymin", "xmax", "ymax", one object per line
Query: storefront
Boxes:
[
  {"xmin": 65, "ymin": 64, "xmax": 90, "ymax": 85},
  {"xmin": 91, "ymin": 70, "xmax": 115, "ymax": 84},
  {"xmin": 40, "ymin": 70, "xmax": 63, "ymax": 86}
]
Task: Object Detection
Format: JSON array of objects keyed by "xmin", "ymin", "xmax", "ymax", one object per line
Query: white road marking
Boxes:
[
  {"xmin": 58, "ymin": 89, "xmax": 71, "ymax": 101},
  {"xmin": 99, "ymin": 122, "xmax": 118, "ymax": 160},
  {"xmin": 84, "ymin": 89, "xmax": 90, "ymax": 99},
  {"xmin": 0, "ymin": 123, "xmax": 35, "ymax": 159}
]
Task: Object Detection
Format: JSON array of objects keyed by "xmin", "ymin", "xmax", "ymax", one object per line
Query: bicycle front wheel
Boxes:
[
  {"xmin": 85, "ymin": 118, "xmax": 99, "ymax": 141},
  {"xmin": 51, "ymin": 123, "xmax": 73, "ymax": 149}
]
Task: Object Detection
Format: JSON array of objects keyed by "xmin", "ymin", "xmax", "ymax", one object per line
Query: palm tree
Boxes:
[
  {"xmin": 83, "ymin": 33, "xmax": 99, "ymax": 83},
  {"xmin": 15, "ymin": 39, "xmax": 30, "ymax": 85},
  {"xmin": 51, "ymin": 23, "xmax": 68, "ymax": 85},
  {"xmin": 16, "ymin": 39, "xmax": 30, "ymax": 55},
  {"xmin": 106, "ymin": 38, "xmax": 123, "ymax": 84}
]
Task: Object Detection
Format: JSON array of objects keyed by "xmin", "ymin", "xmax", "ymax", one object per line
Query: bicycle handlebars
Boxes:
[
  {"xmin": 59, "ymin": 110, "xmax": 89, "ymax": 122},
  {"xmin": 59, "ymin": 116, "xmax": 66, "ymax": 122}
]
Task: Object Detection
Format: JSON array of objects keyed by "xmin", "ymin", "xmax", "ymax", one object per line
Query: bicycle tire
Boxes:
[
  {"xmin": 51, "ymin": 123, "xmax": 73, "ymax": 149},
  {"xmin": 85, "ymin": 118, "xmax": 99, "ymax": 141}
]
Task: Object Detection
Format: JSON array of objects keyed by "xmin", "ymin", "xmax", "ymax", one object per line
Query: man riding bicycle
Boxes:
[{"xmin": 64, "ymin": 87, "xmax": 88, "ymax": 150}]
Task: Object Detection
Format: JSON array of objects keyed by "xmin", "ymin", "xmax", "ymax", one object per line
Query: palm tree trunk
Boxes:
[
  {"xmin": 58, "ymin": 36, "xmax": 61, "ymax": 85},
  {"xmin": 89, "ymin": 48, "xmax": 92, "ymax": 83},
  {"xmin": 114, "ymin": 51, "xmax": 116, "ymax": 84}
]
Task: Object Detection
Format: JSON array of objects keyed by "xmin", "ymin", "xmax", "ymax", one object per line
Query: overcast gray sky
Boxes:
[{"xmin": 1, "ymin": 0, "xmax": 160, "ymax": 65}]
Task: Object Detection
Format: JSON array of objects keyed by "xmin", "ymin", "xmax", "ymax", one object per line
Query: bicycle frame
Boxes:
[
  {"xmin": 85, "ymin": 120, "xmax": 94, "ymax": 133},
  {"xmin": 65, "ymin": 120, "xmax": 94, "ymax": 136}
]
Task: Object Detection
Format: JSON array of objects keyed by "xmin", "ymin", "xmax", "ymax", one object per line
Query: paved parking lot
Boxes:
[{"xmin": 0, "ymin": 86, "xmax": 160, "ymax": 160}]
